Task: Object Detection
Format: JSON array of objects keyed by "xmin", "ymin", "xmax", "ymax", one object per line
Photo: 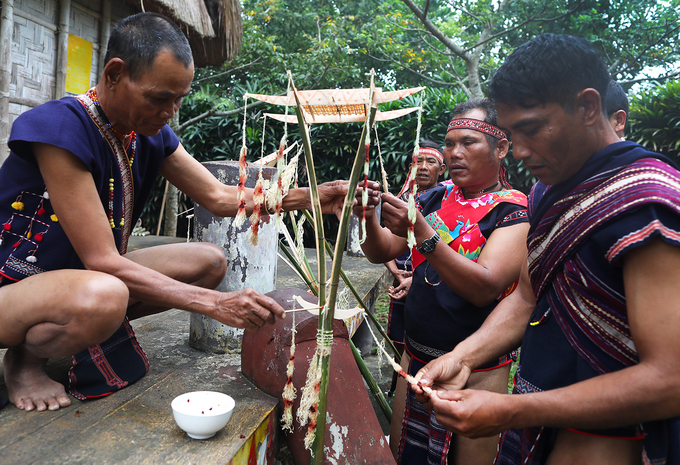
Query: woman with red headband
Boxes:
[{"xmin": 357, "ymin": 98, "xmax": 530, "ymax": 464}]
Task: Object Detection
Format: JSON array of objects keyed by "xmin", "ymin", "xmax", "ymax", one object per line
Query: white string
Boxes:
[
  {"xmin": 361, "ymin": 310, "xmax": 433, "ymax": 396},
  {"xmin": 260, "ymin": 114, "xmax": 267, "ymax": 165},
  {"xmin": 374, "ymin": 125, "xmax": 389, "ymax": 193},
  {"xmin": 241, "ymin": 95, "xmax": 248, "ymax": 151}
]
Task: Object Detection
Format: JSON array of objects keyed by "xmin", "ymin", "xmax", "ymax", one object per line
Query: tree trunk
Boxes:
[{"xmin": 163, "ymin": 112, "xmax": 181, "ymax": 237}]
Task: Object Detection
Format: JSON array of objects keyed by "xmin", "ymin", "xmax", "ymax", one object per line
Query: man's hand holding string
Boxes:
[
  {"xmin": 413, "ymin": 351, "xmax": 473, "ymax": 406},
  {"xmin": 351, "ymin": 180, "xmax": 381, "ymax": 217},
  {"xmin": 315, "ymin": 180, "xmax": 352, "ymax": 219},
  {"xmin": 423, "ymin": 388, "xmax": 511, "ymax": 439},
  {"xmin": 388, "ymin": 276, "xmax": 412, "ymax": 300},
  {"xmin": 380, "ymin": 193, "xmax": 434, "ymax": 243},
  {"xmin": 213, "ymin": 289, "xmax": 285, "ymax": 331}
]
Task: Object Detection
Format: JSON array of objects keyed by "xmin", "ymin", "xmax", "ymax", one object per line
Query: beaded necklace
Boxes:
[
  {"xmin": 86, "ymin": 88, "xmax": 136, "ymax": 229},
  {"xmin": 87, "ymin": 88, "xmax": 137, "ymax": 167},
  {"xmin": 462, "ymin": 181, "xmax": 500, "ymax": 198}
]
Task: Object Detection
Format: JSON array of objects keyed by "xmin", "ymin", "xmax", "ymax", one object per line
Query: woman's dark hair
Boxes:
[{"xmin": 104, "ymin": 13, "xmax": 193, "ymax": 80}]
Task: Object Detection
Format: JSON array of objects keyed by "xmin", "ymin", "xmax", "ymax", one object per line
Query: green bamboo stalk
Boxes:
[
  {"xmin": 281, "ymin": 219, "xmax": 394, "ymax": 421},
  {"xmin": 292, "ymin": 101, "xmax": 326, "ymax": 311},
  {"xmin": 317, "ymin": 230, "xmax": 401, "ymax": 361},
  {"xmin": 309, "ymin": 104, "xmax": 379, "ymax": 462},
  {"xmin": 290, "ymin": 82, "xmax": 331, "ymax": 463},
  {"xmin": 350, "ymin": 338, "xmax": 392, "ymax": 422},
  {"xmin": 278, "ymin": 240, "xmax": 318, "ymax": 296},
  {"xmin": 287, "ymin": 211, "xmax": 316, "ymax": 287}
]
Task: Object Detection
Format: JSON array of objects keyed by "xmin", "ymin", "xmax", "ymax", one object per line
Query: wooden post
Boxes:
[
  {"xmin": 97, "ymin": 0, "xmax": 111, "ymax": 80},
  {"xmin": 163, "ymin": 111, "xmax": 180, "ymax": 236},
  {"xmin": 0, "ymin": 0, "xmax": 14, "ymax": 165},
  {"xmin": 55, "ymin": 0, "xmax": 71, "ymax": 100},
  {"xmin": 163, "ymin": 183, "xmax": 178, "ymax": 237}
]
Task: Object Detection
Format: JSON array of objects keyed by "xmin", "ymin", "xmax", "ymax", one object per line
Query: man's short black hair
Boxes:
[
  {"xmin": 489, "ymin": 34, "xmax": 610, "ymax": 112},
  {"xmin": 104, "ymin": 12, "xmax": 193, "ymax": 80},
  {"xmin": 450, "ymin": 98, "xmax": 499, "ymax": 148},
  {"xmin": 605, "ymin": 80, "xmax": 629, "ymax": 117}
]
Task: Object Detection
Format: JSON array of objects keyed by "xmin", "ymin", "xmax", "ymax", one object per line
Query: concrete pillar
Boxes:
[
  {"xmin": 346, "ymin": 203, "xmax": 380, "ymax": 257},
  {"xmin": 190, "ymin": 161, "xmax": 278, "ymax": 353},
  {"xmin": 55, "ymin": 0, "xmax": 71, "ymax": 99},
  {"xmin": 0, "ymin": 0, "xmax": 14, "ymax": 165},
  {"xmin": 347, "ymin": 203, "xmax": 382, "ymax": 355},
  {"xmin": 97, "ymin": 0, "xmax": 110, "ymax": 80}
]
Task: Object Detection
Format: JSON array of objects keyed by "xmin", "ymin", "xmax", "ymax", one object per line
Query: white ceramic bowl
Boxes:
[{"xmin": 171, "ymin": 391, "xmax": 236, "ymax": 439}]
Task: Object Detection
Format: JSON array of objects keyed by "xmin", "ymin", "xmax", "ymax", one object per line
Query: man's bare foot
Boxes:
[{"xmin": 3, "ymin": 347, "xmax": 71, "ymax": 412}]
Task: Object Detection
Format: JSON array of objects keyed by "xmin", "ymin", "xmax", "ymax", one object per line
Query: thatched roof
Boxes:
[{"xmin": 125, "ymin": 0, "xmax": 243, "ymax": 67}]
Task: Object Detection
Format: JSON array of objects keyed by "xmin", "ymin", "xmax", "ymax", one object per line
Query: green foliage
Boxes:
[
  {"xmin": 143, "ymin": 0, "xmax": 679, "ymax": 233},
  {"xmin": 628, "ymin": 79, "xmax": 680, "ymax": 162},
  {"xmin": 366, "ymin": 0, "xmax": 680, "ymax": 96}
]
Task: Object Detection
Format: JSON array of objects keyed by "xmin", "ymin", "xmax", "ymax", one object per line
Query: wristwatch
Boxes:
[{"xmin": 416, "ymin": 232, "xmax": 440, "ymax": 254}]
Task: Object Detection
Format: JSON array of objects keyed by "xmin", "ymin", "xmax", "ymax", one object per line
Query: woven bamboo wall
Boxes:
[
  {"xmin": 7, "ymin": 0, "xmax": 133, "ymax": 128},
  {"xmin": 8, "ymin": 0, "xmax": 59, "ymax": 121}
]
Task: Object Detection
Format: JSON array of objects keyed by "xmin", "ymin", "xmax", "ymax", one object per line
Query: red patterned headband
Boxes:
[
  {"xmin": 413, "ymin": 147, "xmax": 444, "ymax": 164},
  {"xmin": 447, "ymin": 117, "xmax": 507, "ymax": 140}
]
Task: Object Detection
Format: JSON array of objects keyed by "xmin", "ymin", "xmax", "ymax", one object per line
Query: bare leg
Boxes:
[
  {"xmin": 451, "ymin": 363, "xmax": 511, "ymax": 465},
  {"xmin": 0, "ymin": 270, "xmax": 129, "ymax": 412},
  {"xmin": 546, "ymin": 428, "xmax": 642, "ymax": 465},
  {"xmin": 390, "ymin": 352, "xmax": 410, "ymax": 460},
  {"xmin": 123, "ymin": 242, "xmax": 227, "ymax": 320}
]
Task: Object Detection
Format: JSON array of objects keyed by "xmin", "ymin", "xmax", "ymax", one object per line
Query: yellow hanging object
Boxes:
[
  {"xmin": 26, "ymin": 232, "xmax": 32, "ymax": 239},
  {"xmin": 50, "ymin": 214, "xmax": 59, "ymax": 222},
  {"xmin": 11, "ymin": 201, "xmax": 24, "ymax": 211}
]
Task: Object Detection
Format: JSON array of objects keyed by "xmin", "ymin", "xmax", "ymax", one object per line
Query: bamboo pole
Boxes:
[
  {"xmin": 307, "ymin": 99, "xmax": 379, "ymax": 462},
  {"xmin": 320, "ymin": 233, "xmax": 400, "ymax": 360},
  {"xmin": 350, "ymin": 338, "xmax": 392, "ymax": 422},
  {"xmin": 156, "ymin": 180, "xmax": 170, "ymax": 235},
  {"xmin": 280, "ymin": 215, "xmax": 396, "ymax": 423},
  {"xmin": 292, "ymin": 92, "xmax": 326, "ymax": 311},
  {"xmin": 97, "ymin": 0, "xmax": 111, "ymax": 80},
  {"xmin": 0, "ymin": 0, "xmax": 14, "ymax": 164},
  {"xmin": 55, "ymin": 0, "xmax": 71, "ymax": 100}
]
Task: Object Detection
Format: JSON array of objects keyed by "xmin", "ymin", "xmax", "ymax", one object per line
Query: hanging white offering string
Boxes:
[
  {"xmin": 361, "ymin": 308, "xmax": 433, "ymax": 396},
  {"xmin": 374, "ymin": 125, "xmax": 389, "ymax": 194},
  {"xmin": 406, "ymin": 100, "xmax": 424, "ymax": 249},
  {"xmin": 249, "ymin": 115, "xmax": 267, "ymax": 245},
  {"xmin": 281, "ymin": 311, "xmax": 297, "ymax": 433},
  {"xmin": 359, "ymin": 70, "xmax": 376, "ymax": 244}
]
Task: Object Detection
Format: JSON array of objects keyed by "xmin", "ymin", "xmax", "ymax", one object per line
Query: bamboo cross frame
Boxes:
[
  {"xmin": 289, "ymin": 72, "xmax": 381, "ymax": 461},
  {"xmin": 248, "ymin": 70, "xmax": 424, "ymax": 463},
  {"xmin": 310, "ymin": 104, "xmax": 380, "ymax": 461}
]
